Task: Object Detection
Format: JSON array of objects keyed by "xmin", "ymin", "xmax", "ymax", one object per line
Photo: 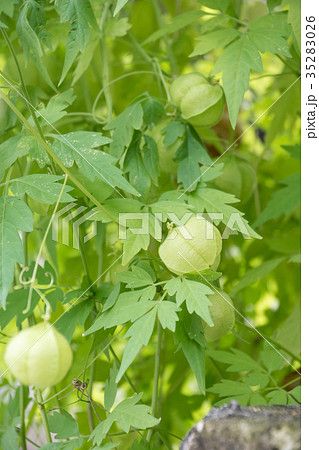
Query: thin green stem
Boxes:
[
  {"xmin": 100, "ymin": 3, "xmax": 113, "ymax": 122},
  {"xmin": 52, "ymin": 387, "xmax": 62, "ymax": 409},
  {"xmin": 128, "ymin": 33, "xmax": 153, "ymax": 64},
  {"xmin": 35, "ymin": 390, "xmax": 52, "ymax": 443},
  {"xmin": 154, "ymin": 58, "xmax": 171, "ymax": 102},
  {"xmin": 15, "ymin": 429, "xmax": 40, "ymax": 448},
  {"xmin": 19, "ymin": 386, "xmax": 27, "ymax": 450},
  {"xmin": 281, "ymin": 376, "xmax": 301, "ymax": 389},
  {"xmin": 147, "ymin": 320, "xmax": 162, "ymax": 442},
  {"xmin": 87, "ymin": 353, "xmax": 95, "ymax": 432},
  {"xmin": 150, "ymin": 0, "xmax": 178, "ymax": 75}
]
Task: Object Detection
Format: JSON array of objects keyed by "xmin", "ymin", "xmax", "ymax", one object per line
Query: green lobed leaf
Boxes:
[
  {"xmin": 51, "ymin": 132, "xmax": 139, "ymax": 196},
  {"xmin": 281, "ymin": 0, "xmax": 301, "ymax": 50},
  {"xmin": 55, "ymin": 0, "xmax": 99, "ymax": 84},
  {"xmin": 105, "ymin": 17, "xmax": 131, "ymax": 37},
  {"xmin": 16, "ymin": 3, "xmax": 55, "ymax": 89},
  {"xmin": 36, "ymin": 89, "xmax": 76, "ymax": 125},
  {"xmin": 209, "ymin": 379, "xmax": 253, "ymax": 396},
  {"xmin": 72, "ymin": 31, "xmax": 100, "ymax": 85},
  {"xmin": 0, "ymin": 289, "xmax": 40, "ymax": 329},
  {"xmin": 55, "ymin": 300, "xmax": 93, "ymax": 341},
  {"xmin": 176, "ymin": 127, "xmax": 212, "ymax": 192},
  {"xmin": 143, "ymin": 98, "xmax": 165, "ymax": 126},
  {"xmin": 116, "ymin": 308, "xmax": 158, "ymax": 382},
  {"xmin": 91, "ymin": 393, "xmax": 159, "ymax": 445},
  {"xmin": 260, "ymin": 342, "xmax": 284, "ymax": 372},
  {"xmin": 210, "ymin": 348, "xmax": 264, "ymax": 372},
  {"xmin": 0, "ymin": 136, "xmax": 28, "ymax": 182},
  {"xmin": 247, "ymin": 29, "xmax": 290, "ymax": 57},
  {"xmin": 190, "ymin": 28, "xmax": 240, "ymax": 56},
  {"xmin": 113, "ymin": 0, "xmax": 130, "ymax": 16},
  {"xmin": 10, "ymin": 175, "xmax": 74, "ymax": 204},
  {"xmin": 158, "ymin": 301, "xmax": 180, "ymax": 332},
  {"xmin": 164, "ymin": 277, "xmax": 182, "ymax": 296},
  {"xmin": 17, "ymin": 136, "xmax": 50, "ymax": 169},
  {"xmin": 163, "ymin": 121, "xmax": 185, "ymax": 147},
  {"xmin": 143, "ymin": 135, "xmax": 159, "ymax": 185},
  {"xmin": 84, "ymin": 291, "xmax": 155, "ymax": 335},
  {"xmin": 175, "ymin": 321, "xmax": 206, "ymax": 394},
  {"xmin": 47, "ymin": 410, "xmax": 81, "ymax": 440},
  {"xmin": 122, "ymin": 230, "xmax": 150, "ymax": 266},
  {"xmin": 212, "ymin": 36, "xmax": 263, "ymax": 128},
  {"xmin": 266, "ymin": 389, "xmax": 288, "ymax": 405},
  {"xmin": 104, "ymin": 363, "xmax": 118, "ymax": 412},
  {"xmin": 104, "ymin": 103, "xmax": 144, "ymax": 159},
  {"xmin": 124, "ymin": 134, "xmax": 151, "ymax": 199},
  {"xmin": 176, "ymin": 279, "xmax": 213, "ymax": 326},
  {"xmin": 189, "ymin": 188, "xmax": 261, "ymax": 239},
  {"xmin": 117, "ymin": 266, "xmax": 154, "ymax": 288},
  {"xmin": 0, "ymin": 0, "xmax": 19, "ymax": 17}
]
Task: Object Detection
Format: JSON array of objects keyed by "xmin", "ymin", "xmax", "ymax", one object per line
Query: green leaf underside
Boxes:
[
  {"xmin": 175, "ymin": 321, "xmax": 206, "ymax": 394},
  {"xmin": 0, "ymin": 196, "xmax": 33, "ymax": 308},
  {"xmin": 116, "ymin": 308, "xmax": 158, "ymax": 382}
]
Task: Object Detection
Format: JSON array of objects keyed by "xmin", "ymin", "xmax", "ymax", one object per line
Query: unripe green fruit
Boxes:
[
  {"xmin": 146, "ymin": 119, "xmax": 183, "ymax": 174},
  {"xmin": 159, "ymin": 216, "xmax": 222, "ymax": 275},
  {"xmin": 4, "ymin": 323, "xmax": 73, "ymax": 389},
  {"xmin": 213, "ymin": 155, "xmax": 257, "ymax": 204},
  {"xmin": 204, "ymin": 290, "xmax": 235, "ymax": 341},
  {"xmin": 170, "ymin": 73, "xmax": 208, "ymax": 108},
  {"xmin": 170, "ymin": 73, "xmax": 225, "ymax": 127}
]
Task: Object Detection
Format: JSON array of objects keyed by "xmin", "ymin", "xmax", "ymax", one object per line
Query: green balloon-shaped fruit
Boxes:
[
  {"xmin": 213, "ymin": 155, "xmax": 257, "ymax": 204},
  {"xmin": 159, "ymin": 216, "xmax": 222, "ymax": 275},
  {"xmin": 204, "ymin": 289, "xmax": 235, "ymax": 341},
  {"xmin": 170, "ymin": 73, "xmax": 225, "ymax": 127},
  {"xmin": 4, "ymin": 323, "xmax": 73, "ymax": 389}
]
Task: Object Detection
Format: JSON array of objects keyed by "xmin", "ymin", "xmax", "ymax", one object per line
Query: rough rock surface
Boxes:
[{"xmin": 180, "ymin": 401, "xmax": 301, "ymax": 450}]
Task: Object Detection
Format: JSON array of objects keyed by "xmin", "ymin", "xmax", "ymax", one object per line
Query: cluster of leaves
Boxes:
[
  {"xmin": 0, "ymin": 0, "xmax": 300, "ymax": 448},
  {"xmin": 207, "ymin": 344, "xmax": 300, "ymax": 406}
]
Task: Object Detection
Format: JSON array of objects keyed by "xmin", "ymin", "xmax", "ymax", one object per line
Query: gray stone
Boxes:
[{"xmin": 180, "ymin": 401, "xmax": 301, "ymax": 450}]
